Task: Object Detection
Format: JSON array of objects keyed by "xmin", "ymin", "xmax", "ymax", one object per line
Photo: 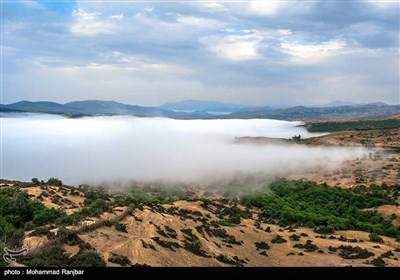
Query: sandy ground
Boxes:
[
  {"xmin": 24, "ymin": 185, "xmax": 84, "ymax": 213},
  {"xmin": 77, "ymin": 200, "xmax": 400, "ymax": 267}
]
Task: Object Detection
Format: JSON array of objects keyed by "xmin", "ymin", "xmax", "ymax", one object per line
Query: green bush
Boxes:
[
  {"xmin": 255, "ymin": 242, "xmax": 270, "ymax": 250},
  {"xmin": 0, "ymin": 187, "xmax": 52, "ymax": 245},
  {"xmin": 31, "ymin": 178, "xmax": 40, "ymax": 185},
  {"xmin": 33, "ymin": 208, "xmax": 64, "ymax": 226},
  {"xmin": 329, "ymin": 245, "xmax": 374, "ymax": 259},
  {"xmin": 307, "ymin": 119, "xmax": 400, "ymax": 133},
  {"xmin": 28, "ymin": 226, "xmax": 51, "ymax": 237},
  {"xmin": 314, "ymin": 226, "xmax": 334, "ymax": 234},
  {"xmin": 289, "ymin": 234, "xmax": 300, "ymax": 241},
  {"xmin": 293, "ymin": 240, "xmax": 319, "ymax": 252},
  {"xmin": 215, "ymin": 254, "xmax": 243, "ymax": 267},
  {"xmin": 369, "ymin": 232, "xmax": 384, "ymax": 243},
  {"xmin": 22, "ymin": 246, "xmax": 105, "ymax": 267},
  {"xmin": 125, "ymin": 191, "xmax": 172, "ymax": 206},
  {"xmin": 241, "ymin": 179, "xmax": 400, "ymax": 239},
  {"xmin": 21, "ymin": 245, "xmax": 69, "ymax": 267},
  {"xmin": 217, "ymin": 220, "xmax": 236, "ymax": 227},
  {"xmin": 115, "ymin": 223, "xmax": 128, "ymax": 233},
  {"xmin": 271, "ymin": 235, "xmax": 287, "ymax": 244},
  {"xmin": 70, "ymin": 250, "xmax": 105, "ymax": 267},
  {"xmin": 46, "ymin": 178, "xmax": 63, "ymax": 186}
]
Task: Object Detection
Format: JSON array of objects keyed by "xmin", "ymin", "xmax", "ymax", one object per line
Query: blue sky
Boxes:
[{"xmin": 2, "ymin": 0, "xmax": 399, "ymax": 106}]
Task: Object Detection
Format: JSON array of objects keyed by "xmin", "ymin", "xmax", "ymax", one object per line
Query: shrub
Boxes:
[
  {"xmin": 380, "ymin": 251, "xmax": 393, "ymax": 259},
  {"xmin": 115, "ymin": 223, "xmax": 128, "ymax": 233},
  {"xmin": 369, "ymin": 232, "xmax": 384, "ymax": 243},
  {"xmin": 31, "ymin": 178, "xmax": 40, "ymax": 185},
  {"xmin": 131, "ymin": 263, "xmax": 151, "ymax": 267},
  {"xmin": 151, "ymin": 237, "xmax": 181, "ymax": 251},
  {"xmin": 271, "ymin": 235, "xmax": 287, "ymax": 244},
  {"xmin": 314, "ymin": 226, "xmax": 334, "ymax": 234},
  {"xmin": 240, "ymin": 179, "xmax": 400, "ymax": 240},
  {"xmin": 216, "ymin": 254, "xmax": 243, "ymax": 267},
  {"xmin": 33, "ymin": 208, "xmax": 64, "ymax": 226},
  {"xmin": 217, "ymin": 220, "xmax": 236, "ymax": 227},
  {"xmin": 28, "ymin": 226, "xmax": 51, "ymax": 237},
  {"xmin": 108, "ymin": 254, "xmax": 131, "ymax": 266},
  {"xmin": 293, "ymin": 240, "xmax": 319, "ymax": 252},
  {"xmin": 21, "ymin": 245, "xmax": 69, "ymax": 267},
  {"xmin": 46, "ymin": 178, "xmax": 63, "ymax": 186},
  {"xmin": 289, "ymin": 234, "xmax": 300, "ymax": 241},
  {"xmin": 255, "ymin": 242, "xmax": 270, "ymax": 250},
  {"xmin": 183, "ymin": 240, "xmax": 209, "ymax": 258},
  {"xmin": 141, "ymin": 240, "xmax": 156, "ymax": 251},
  {"xmin": 70, "ymin": 250, "xmax": 105, "ymax": 267},
  {"xmin": 330, "ymin": 245, "xmax": 374, "ymax": 259},
  {"xmin": 371, "ymin": 257, "xmax": 385, "ymax": 267}
]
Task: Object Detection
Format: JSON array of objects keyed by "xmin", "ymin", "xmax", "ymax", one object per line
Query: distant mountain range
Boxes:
[
  {"xmin": 159, "ymin": 100, "xmax": 252, "ymax": 114},
  {"xmin": 312, "ymin": 100, "xmax": 360, "ymax": 107},
  {"xmin": 224, "ymin": 103, "xmax": 399, "ymax": 120},
  {"xmin": 0, "ymin": 100, "xmax": 213, "ymax": 119},
  {"xmin": 1, "ymin": 99, "xmax": 399, "ymax": 121}
]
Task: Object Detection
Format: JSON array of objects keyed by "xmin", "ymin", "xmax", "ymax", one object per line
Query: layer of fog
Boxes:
[{"xmin": 1, "ymin": 114, "xmax": 367, "ymax": 185}]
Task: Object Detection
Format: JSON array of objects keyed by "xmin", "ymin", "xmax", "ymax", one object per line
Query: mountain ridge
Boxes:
[{"xmin": 1, "ymin": 99, "xmax": 399, "ymax": 121}]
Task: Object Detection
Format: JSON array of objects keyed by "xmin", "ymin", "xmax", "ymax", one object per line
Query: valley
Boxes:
[{"xmin": 1, "ymin": 117, "xmax": 400, "ymax": 267}]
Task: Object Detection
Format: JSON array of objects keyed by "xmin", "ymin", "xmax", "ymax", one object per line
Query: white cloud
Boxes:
[
  {"xmin": 3, "ymin": 0, "xmax": 399, "ymax": 106},
  {"xmin": 367, "ymin": 0, "xmax": 399, "ymax": 9},
  {"xmin": 196, "ymin": 2, "xmax": 227, "ymax": 12},
  {"xmin": 71, "ymin": 8, "xmax": 117, "ymax": 35},
  {"xmin": 202, "ymin": 33, "xmax": 263, "ymax": 61},
  {"xmin": 344, "ymin": 21, "xmax": 385, "ymax": 39},
  {"xmin": 64, "ymin": 50, "xmax": 191, "ymax": 75},
  {"xmin": 281, "ymin": 39, "xmax": 346, "ymax": 63},
  {"xmin": 108, "ymin": 14, "xmax": 124, "ymax": 21},
  {"xmin": 100, "ymin": 51, "xmax": 139, "ymax": 63},
  {"xmin": 247, "ymin": 0, "xmax": 288, "ymax": 16},
  {"xmin": 277, "ymin": 29, "xmax": 292, "ymax": 36},
  {"xmin": 176, "ymin": 15, "xmax": 221, "ymax": 28}
]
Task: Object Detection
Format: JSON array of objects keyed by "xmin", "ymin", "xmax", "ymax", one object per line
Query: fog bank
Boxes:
[{"xmin": 1, "ymin": 114, "xmax": 366, "ymax": 185}]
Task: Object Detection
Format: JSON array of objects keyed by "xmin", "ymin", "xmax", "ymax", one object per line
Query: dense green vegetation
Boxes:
[
  {"xmin": 108, "ymin": 254, "xmax": 131, "ymax": 266},
  {"xmin": 46, "ymin": 178, "xmax": 63, "ymax": 186},
  {"xmin": 125, "ymin": 190, "xmax": 173, "ymax": 206},
  {"xmin": 241, "ymin": 179, "xmax": 400, "ymax": 240},
  {"xmin": 0, "ymin": 187, "xmax": 65, "ymax": 246},
  {"xmin": 0, "ymin": 181, "xmax": 111, "ymax": 267},
  {"xmin": 306, "ymin": 119, "xmax": 400, "ymax": 133},
  {"xmin": 20, "ymin": 245, "xmax": 105, "ymax": 267},
  {"xmin": 217, "ymin": 220, "xmax": 237, "ymax": 227}
]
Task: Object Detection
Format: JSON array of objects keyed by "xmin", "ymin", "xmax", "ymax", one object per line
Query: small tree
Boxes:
[
  {"xmin": 291, "ymin": 135, "xmax": 302, "ymax": 141},
  {"xmin": 369, "ymin": 232, "xmax": 384, "ymax": 243},
  {"xmin": 31, "ymin": 178, "xmax": 40, "ymax": 185},
  {"xmin": 47, "ymin": 178, "xmax": 63, "ymax": 186}
]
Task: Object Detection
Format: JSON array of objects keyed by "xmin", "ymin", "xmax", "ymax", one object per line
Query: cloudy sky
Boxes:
[{"xmin": 2, "ymin": 0, "xmax": 399, "ymax": 106}]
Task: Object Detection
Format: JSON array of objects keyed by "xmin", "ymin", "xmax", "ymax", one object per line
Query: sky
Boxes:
[{"xmin": 1, "ymin": 0, "xmax": 399, "ymax": 106}]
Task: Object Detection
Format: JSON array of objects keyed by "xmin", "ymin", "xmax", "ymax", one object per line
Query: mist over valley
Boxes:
[{"xmin": 1, "ymin": 113, "xmax": 366, "ymax": 185}]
